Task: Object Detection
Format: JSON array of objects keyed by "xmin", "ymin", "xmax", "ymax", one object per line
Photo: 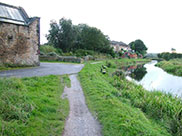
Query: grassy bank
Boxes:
[
  {"xmin": 79, "ymin": 59, "xmax": 182, "ymax": 136},
  {"xmin": 0, "ymin": 75, "xmax": 70, "ymax": 136},
  {"xmin": 156, "ymin": 59, "xmax": 182, "ymax": 76}
]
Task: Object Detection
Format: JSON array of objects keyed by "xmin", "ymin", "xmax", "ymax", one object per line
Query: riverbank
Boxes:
[
  {"xmin": 79, "ymin": 59, "xmax": 182, "ymax": 136},
  {"xmin": 156, "ymin": 59, "xmax": 182, "ymax": 76},
  {"xmin": 0, "ymin": 75, "xmax": 70, "ymax": 135}
]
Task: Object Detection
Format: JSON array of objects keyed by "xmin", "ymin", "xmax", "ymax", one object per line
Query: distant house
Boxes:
[
  {"xmin": 0, "ymin": 2, "xmax": 40, "ymax": 66},
  {"xmin": 110, "ymin": 40, "xmax": 131, "ymax": 52},
  {"xmin": 121, "ymin": 52, "xmax": 138, "ymax": 59},
  {"xmin": 171, "ymin": 48, "xmax": 176, "ymax": 53}
]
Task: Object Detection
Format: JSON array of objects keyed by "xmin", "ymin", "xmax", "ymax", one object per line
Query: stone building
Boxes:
[
  {"xmin": 110, "ymin": 40, "xmax": 131, "ymax": 52},
  {"xmin": 0, "ymin": 2, "xmax": 40, "ymax": 66}
]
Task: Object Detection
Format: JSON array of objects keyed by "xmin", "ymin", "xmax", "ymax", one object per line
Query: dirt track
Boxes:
[{"xmin": 62, "ymin": 74, "xmax": 101, "ymax": 136}]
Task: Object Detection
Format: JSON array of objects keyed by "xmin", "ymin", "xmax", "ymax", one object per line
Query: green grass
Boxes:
[
  {"xmin": 0, "ymin": 75, "xmax": 70, "ymax": 136},
  {"xmin": 105, "ymin": 58, "xmax": 149, "ymax": 67},
  {"xmin": 79, "ymin": 59, "xmax": 182, "ymax": 136},
  {"xmin": 0, "ymin": 66, "xmax": 34, "ymax": 72},
  {"xmin": 156, "ymin": 59, "xmax": 182, "ymax": 76}
]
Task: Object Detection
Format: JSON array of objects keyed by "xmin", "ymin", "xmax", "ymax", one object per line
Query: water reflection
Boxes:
[
  {"xmin": 122, "ymin": 61, "xmax": 182, "ymax": 97},
  {"xmin": 122, "ymin": 64, "xmax": 147, "ymax": 81}
]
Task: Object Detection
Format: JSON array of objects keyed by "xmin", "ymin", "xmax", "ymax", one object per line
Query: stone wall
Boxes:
[
  {"xmin": 0, "ymin": 18, "xmax": 40, "ymax": 66},
  {"xmin": 40, "ymin": 54, "xmax": 84, "ymax": 63}
]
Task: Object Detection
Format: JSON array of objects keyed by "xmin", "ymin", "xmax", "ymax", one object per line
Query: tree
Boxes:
[
  {"xmin": 78, "ymin": 24, "xmax": 111, "ymax": 53},
  {"xmin": 158, "ymin": 52, "xmax": 182, "ymax": 60},
  {"xmin": 129, "ymin": 39, "xmax": 148, "ymax": 56},
  {"xmin": 47, "ymin": 18, "xmax": 114, "ymax": 56},
  {"xmin": 47, "ymin": 18, "xmax": 76, "ymax": 52}
]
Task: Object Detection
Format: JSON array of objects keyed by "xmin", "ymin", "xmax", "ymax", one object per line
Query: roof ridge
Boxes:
[
  {"xmin": 0, "ymin": 2, "xmax": 30, "ymax": 26},
  {"xmin": 0, "ymin": 2, "xmax": 39, "ymax": 26},
  {"xmin": 0, "ymin": 2, "xmax": 20, "ymax": 10},
  {"xmin": 110, "ymin": 40, "xmax": 128, "ymax": 46}
]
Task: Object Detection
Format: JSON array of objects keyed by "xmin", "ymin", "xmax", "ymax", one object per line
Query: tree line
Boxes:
[
  {"xmin": 46, "ymin": 18, "xmax": 115, "ymax": 56},
  {"xmin": 158, "ymin": 52, "xmax": 182, "ymax": 60}
]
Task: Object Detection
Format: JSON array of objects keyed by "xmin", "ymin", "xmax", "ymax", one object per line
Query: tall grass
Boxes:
[
  {"xmin": 0, "ymin": 75, "xmax": 69, "ymax": 136},
  {"xmin": 156, "ymin": 59, "xmax": 182, "ymax": 76},
  {"xmin": 79, "ymin": 59, "xmax": 182, "ymax": 136},
  {"xmin": 110, "ymin": 73, "xmax": 182, "ymax": 135}
]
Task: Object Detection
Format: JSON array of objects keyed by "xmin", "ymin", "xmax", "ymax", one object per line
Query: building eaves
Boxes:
[{"xmin": 0, "ymin": 2, "xmax": 35, "ymax": 26}]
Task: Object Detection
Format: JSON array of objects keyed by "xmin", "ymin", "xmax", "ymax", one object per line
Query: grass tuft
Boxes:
[{"xmin": 0, "ymin": 75, "xmax": 69, "ymax": 136}]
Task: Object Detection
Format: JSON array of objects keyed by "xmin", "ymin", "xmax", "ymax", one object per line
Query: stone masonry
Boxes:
[{"xmin": 0, "ymin": 3, "xmax": 40, "ymax": 66}]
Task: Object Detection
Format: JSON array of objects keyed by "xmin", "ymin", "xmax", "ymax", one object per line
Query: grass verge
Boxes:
[
  {"xmin": 79, "ymin": 59, "xmax": 182, "ymax": 136},
  {"xmin": 40, "ymin": 60, "xmax": 80, "ymax": 64},
  {"xmin": 156, "ymin": 59, "xmax": 182, "ymax": 76},
  {"xmin": 0, "ymin": 75, "xmax": 70, "ymax": 136},
  {"xmin": 0, "ymin": 66, "xmax": 34, "ymax": 72}
]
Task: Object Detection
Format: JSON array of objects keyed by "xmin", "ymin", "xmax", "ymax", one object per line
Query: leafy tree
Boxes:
[
  {"xmin": 47, "ymin": 18, "xmax": 114, "ymax": 56},
  {"xmin": 78, "ymin": 24, "xmax": 111, "ymax": 53},
  {"xmin": 129, "ymin": 39, "xmax": 148, "ymax": 56},
  {"xmin": 47, "ymin": 18, "xmax": 76, "ymax": 52}
]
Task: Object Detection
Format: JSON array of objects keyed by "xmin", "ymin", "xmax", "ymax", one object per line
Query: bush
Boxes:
[
  {"xmin": 74, "ymin": 49, "xmax": 94, "ymax": 57},
  {"xmin": 47, "ymin": 52, "xmax": 58, "ymax": 56},
  {"xmin": 40, "ymin": 45, "xmax": 62, "ymax": 55}
]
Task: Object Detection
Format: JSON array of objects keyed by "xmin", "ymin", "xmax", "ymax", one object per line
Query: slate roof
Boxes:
[
  {"xmin": 0, "ymin": 2, "xmax": 37, "ymax": 26},
  {"xmin": 110, "ymin": 40, "xmax": 129, "ymax": 47}
]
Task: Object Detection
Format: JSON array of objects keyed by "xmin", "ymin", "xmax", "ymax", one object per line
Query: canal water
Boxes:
[{"xmin": 123, "ymin": 60, "xmax": 182, "ymax": 97}]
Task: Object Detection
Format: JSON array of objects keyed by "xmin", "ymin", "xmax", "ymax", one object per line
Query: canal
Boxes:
[{"xmin": 123, "ymin": 60, "xmax": 182, "ymax": 97}]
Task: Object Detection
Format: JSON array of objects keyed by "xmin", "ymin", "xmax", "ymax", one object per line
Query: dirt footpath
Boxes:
[{"xmin": 62, "ymin": 74, "xmax": 101, "ymax": 136}]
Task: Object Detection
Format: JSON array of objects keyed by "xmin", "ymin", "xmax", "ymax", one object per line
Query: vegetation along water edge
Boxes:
[
  {"xmin": 156, "ymin": 59, "xmax": 182, "ymax": 76},
  {"xmin": 79, "ymin": 59, "xmax": 182, "ymax": 136}
]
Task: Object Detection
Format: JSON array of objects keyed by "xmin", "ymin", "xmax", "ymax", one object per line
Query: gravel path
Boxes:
[
  {"xmin": 62, "ymin": 74, "xmax": 102, "ymax": 136},
  {"xmin": 0, "ymin": 62, "xmax": 84, "ymax": 77},
  {"xmin": 0, "ymin": 62, "xmax": 101, "ymax": 135}
]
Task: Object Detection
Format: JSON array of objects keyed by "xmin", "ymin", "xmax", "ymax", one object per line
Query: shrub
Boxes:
[
  {"xmin": 47, "ymin": 52, "xmax": 58, "ymax": 56},
  {"xmin": 40, "ymin": 45, "xmax": 62, "ymax": 55},
  {"xmin": 74, "ymin": 49, "xmax": 94, "ymax": 57}
]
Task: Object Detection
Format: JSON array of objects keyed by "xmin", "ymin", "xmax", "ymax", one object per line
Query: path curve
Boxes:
[
  {"xmin": 0, "ymin": 62, "xmax": 84, "ymax": 77},
  {"xmin": 0, "ymin": 62, "xmax": 102, "ymax": 135},
  {"xmin": 62, "ymin": 74, "xmax": 102, "ymax": 136}
]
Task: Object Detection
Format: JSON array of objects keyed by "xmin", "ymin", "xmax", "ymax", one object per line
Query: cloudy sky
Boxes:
[{"xmin": 1, "ymin": 0, "xmax": 182, "ymax": 53}]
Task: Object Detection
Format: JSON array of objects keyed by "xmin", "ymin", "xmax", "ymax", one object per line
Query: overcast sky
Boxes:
[{"xmin": 1, "ymin": 0, "xmax": 182, "ymax": 53}]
